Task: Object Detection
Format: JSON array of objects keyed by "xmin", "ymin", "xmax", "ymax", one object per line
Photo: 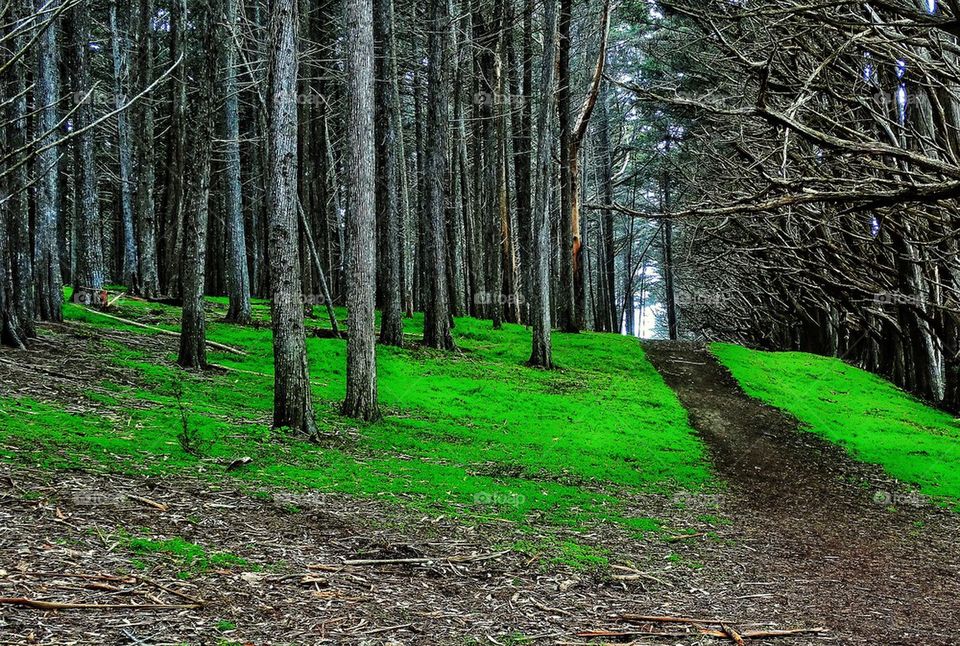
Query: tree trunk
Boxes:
[
  {"xmin": 162, "ymin": 0, "xmax": 187, "ymax": 296},
  {"xmin": 266, "ymin": 0, "xmax": 319, "ymax": 434},
  {"xmin": 72, "ymin": 2, "xmax": 105, "ymax": 305},
  {"xmin": 222, "ymin": 0, "xmax": 251, "ymax": 323},
  {"xmin": 374, "ymin": 0, "xmax": 404, "ymax": 347},
  {"xmin": 177, "ymin": 0, "xmax": 218, "ymax": 369},
  {"xmin": 108, "ymin": 1, "xmax": 138, "ymax": 294},
  {"xmin": 423, "ymin": 0, "xmax": 456, "ymax": 350},
  {"xmin": 1, "ymin": 0, "xmax": 35, "ymax": 346},
  {"xmin": 342, "ymin": 0, "xmax": 381, "ymax": 420},
  {"xmin": 34, "ymin": 0, "xmax": 64, "ymax": 322},
  {"xmin": 133, "ymin": 0, "xmax": 159, "ymax": 297},
  {"xmin": 529, "ymin": 0, "xmax": 558, "ymax": 368}
]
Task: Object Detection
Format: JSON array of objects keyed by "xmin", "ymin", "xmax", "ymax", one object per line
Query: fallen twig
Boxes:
[
  {"xmin": 342, "ymin": 550, "xmax": 509, "ymax": 566},
  {"xmin": 126, "ymin": 494, "xmax": 168, "ymax": 512},
  {"xmin": 77, "ymin": 307, "xmax": 247, "ymax": 356},
  {"xmin": 722, "ymin": 623, "xmax": 746, "ymax": 645},
  {"xmin": 0, "ymin": 597, "xmax": 200, "ymax": 610}
]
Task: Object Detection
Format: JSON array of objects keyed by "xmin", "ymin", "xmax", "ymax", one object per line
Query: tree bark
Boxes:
[
  {"xmin": 177, "ymin": 0, "xmax": 218, "ymax": 369},
  {"xmin": 529, "ymin": 0, "xmax": 559, "ymax": 368},
  {"xmin": 422, "ymin": 0, "xmax": 456, "ymax": 350},
  {"xmin": 342, "ymin": 0, "xmax": 381, "ymax": 420},
  {"xmin": 34, "ymin": 0, "xmax": 64, "ymax": 322},
  {"xmin": 374, "ymin": 0, "xmax": 404, "ymax": 347},
  {"xmin": 133, "ymin": 0, "xmax": 159, "ymax": 298},
  {"xmin": 266, "ymin": 0, "xmax": 319, "ymax": 434},
  {"xmin": 222, "ymin": 0, "xmax": 251, "ymax": 323},
  {"xmin": 72, "ymin": 1, "xmax": 105, "ymax": 305}
]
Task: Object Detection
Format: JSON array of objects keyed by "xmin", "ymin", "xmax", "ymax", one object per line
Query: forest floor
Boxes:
[{"xmin": 0, "ymin": 304, "xmax": 959, "ymax": 644}]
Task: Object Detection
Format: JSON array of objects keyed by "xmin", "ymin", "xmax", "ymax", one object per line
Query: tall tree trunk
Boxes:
[
  {"xmin": 2, "ymin": 0, "xmax": 35, "ymax": 346},
  {"xmin": 662, "ymin": 174, "xmax": 677, "ymax": 341},
  {"xmin": 529, "ymin": 0, "xmax": 558, "ymax": 368},
  {"xmin": 177, "ymin": 0, "xmax": 218, "ymax": 368},
  {"xmin": 342, "ymin": 0, "xmax": 381, "ymax": 420},
  {"xmin": 134, "ymin": 0, "xmax": 159, "ymax": 297},
  {"xmin": 223, "ymin": 0, "xmax": 251, "ymax": 323},
  {"xmin": 567, "ymin": 0, "xmax": 611, "ymax": 331},
  {"xmin": 596, "ymin": 85, "xmax": 616, "ymax": 332},
  {"xmin": 72, "ymin": 1, "xmax": 105, "ymax": 305},
  {"xmin": 34, "ymin": 0, "xmax": 64, "ymax": 321},
  {"xmin": 162, "ymin": 0, "xmax": 187, "ymax": 295},
  {"xmin": 509, "ymin": 0, "xmax": 533, "ymax": 323},
  {"xmin": 423, "ymin": 0, "xmax": 455, "ymax": 350},
  {"xmin": 375, "ymin": 0, "xmax": 404, "ymax": 347},
  {"xmin": 555, "ymin": 0, "xmax": 575, "ymax": 332},
  {"xmin": 109, "ymin": 1, "xmax": 138, "ymax": 294},
  {"xmin": 266, "ymin": 0, "xmax": 319, "ymax": 434}
]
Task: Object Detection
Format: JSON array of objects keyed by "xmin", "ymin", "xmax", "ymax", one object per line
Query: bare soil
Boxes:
[{"xmin": 644, "ymin": 341, "xmax": 960, "ymax": 646}]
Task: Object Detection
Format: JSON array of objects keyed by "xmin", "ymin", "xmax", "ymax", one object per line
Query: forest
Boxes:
[{"xmin": 2, "ymin": 0, "xmax": 960, "ymax": 643}]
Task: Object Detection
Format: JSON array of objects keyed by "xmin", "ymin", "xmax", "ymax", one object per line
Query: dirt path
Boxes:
[{"xmin": 644, "ymin": 341, "xmax": 960, "ymax": 646}]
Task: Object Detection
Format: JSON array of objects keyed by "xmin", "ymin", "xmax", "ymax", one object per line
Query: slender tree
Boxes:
[
  {"xmin": 342, "ymin": 0, "xmax": 381, "ymax": 420},
  {"xmin": 267, "ymin": 0, "xmax": 319, "ymax": 434},
  {"xmin": 134, "ymin": 0, "xmax": 159, "ymax": 297},
  {"xmin": 177, "ymin": 0, "xmax": 219, "ymax": 368},
  {"xmin": 529, "ymin": 0, "xmax": 558, "ymax": 368},
  {"xmin": 72, "ymin": 1, "xmax": 105, "ymax": 305},
  {"xmin": 34, "ymin": 0, "xmax": 63, "ymax": 321},
  {"xmin": 222, "ymin": 0, "xmax": 251, "ymax": 323},
  {"xmin": 375, "ymin": 0, "xmax": 404, "ymax": 347},
  {"xmin": 109, "ymin": 0, "xmax": 138, "ymax": 294},
  {"xmin": 422, "ymin": 0, "xmax": 455, "ymax": 350}
]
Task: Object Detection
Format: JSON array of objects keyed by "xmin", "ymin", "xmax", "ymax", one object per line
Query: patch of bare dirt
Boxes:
[{"xmin": 644, "ymin": 341, "xmax": 960, "ymax": 646}]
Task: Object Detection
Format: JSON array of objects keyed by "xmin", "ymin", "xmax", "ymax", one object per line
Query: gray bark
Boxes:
[
  {"xmin": 342, "ymin": 0, "xmax": 381, "ymax": 420},
  {"xmin": 375, "ymin": 0, "xmax": 403, "ymax": 347},
  {"xmin": 111, "ymin": 0, "xmax": 137, "ymax": 293},
  {"xmin": 134, "ymin": 0, "xmax": 159, "ymax": 297},
  {"xmin": 223, "ymin": 0, "xmax": 250, "ymax": 323},
  {"xmin": 34, "ymin": 0, "xmax": 63, "ymax": 321},
  {"xmin": 267, "ymin": 0, "xmax": 318, "ymax": 434},
  {"xmin": 529, "ymin": 0, "xmax": 558, "ymax": 368},
  {"xmin": 177, "ymin": 0, "xmax": 218, "ymax": 369},
  {"xmin": 422, "ymin": 0, "xmax": 455, "ymax": 350},
  {"xmin": 72, "ymin": 1, "xmax": 105, "ymax": 304}
]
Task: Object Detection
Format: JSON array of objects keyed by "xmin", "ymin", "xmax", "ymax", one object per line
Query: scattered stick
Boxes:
[
  {"xmin": 136, "ymin": 576, "xmax": 204, "ymax": 606},
  {"xmin": 620, "ymin": 614, "xmax": 732, "ymax": 625},
  {"xmin": 126, "ymin": 494, "xmax": 168, "ymax": 512},
  {"xmin": 666, "ymin": 532, "xmax": 707, "ymax": 542},
  {"xmin": 0, "ymin": 597, "xmax": 200, "ymax": 610},
  {"xmin": 722, "ymin": 623, "xmax": 747, "ymax": 646},
  {"xmin": 20, "ymin": 572, "xmax": 134, "ymax": 584},
  {"xmin": 342, "ymin": 550, "xmax": 509, "ymax": 567},
  {"xmin": 77, "ymin": 307, "xmax": 247, "ymax": 356}
]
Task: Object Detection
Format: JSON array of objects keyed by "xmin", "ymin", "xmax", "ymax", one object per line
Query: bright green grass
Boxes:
[
  {"xmin": 0, "ymin": 295, "xmax": 712, "ymax": 540},
  {"xmin": 713, "ymin": 343, "xmax": 960, "ymax": 507},
  {"xmin": 122, "ymin": 533, "xmax": 252, "ymax": 577}
]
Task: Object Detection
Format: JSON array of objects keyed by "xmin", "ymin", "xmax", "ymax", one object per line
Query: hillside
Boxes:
[{"xmin": 2, "ymin": 301, "xmax": 960, "ymax": 643}]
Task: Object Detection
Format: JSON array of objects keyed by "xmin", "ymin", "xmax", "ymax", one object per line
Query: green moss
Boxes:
[
  {"xmin": 0, "ymin": 297, "xmax": 715, "ymax": 539},
  {"xmin": 713, "ymin": 343, "xmax": 960, "ymax": 507},
  {"xmin": 123, "ymin": 534, "xmax": 251, "ymax": 574}
]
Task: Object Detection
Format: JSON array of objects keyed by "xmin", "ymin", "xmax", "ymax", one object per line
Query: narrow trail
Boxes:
[{"xmin": 644, "ymin": 341, "xmax": 960, "ymax": 645}]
